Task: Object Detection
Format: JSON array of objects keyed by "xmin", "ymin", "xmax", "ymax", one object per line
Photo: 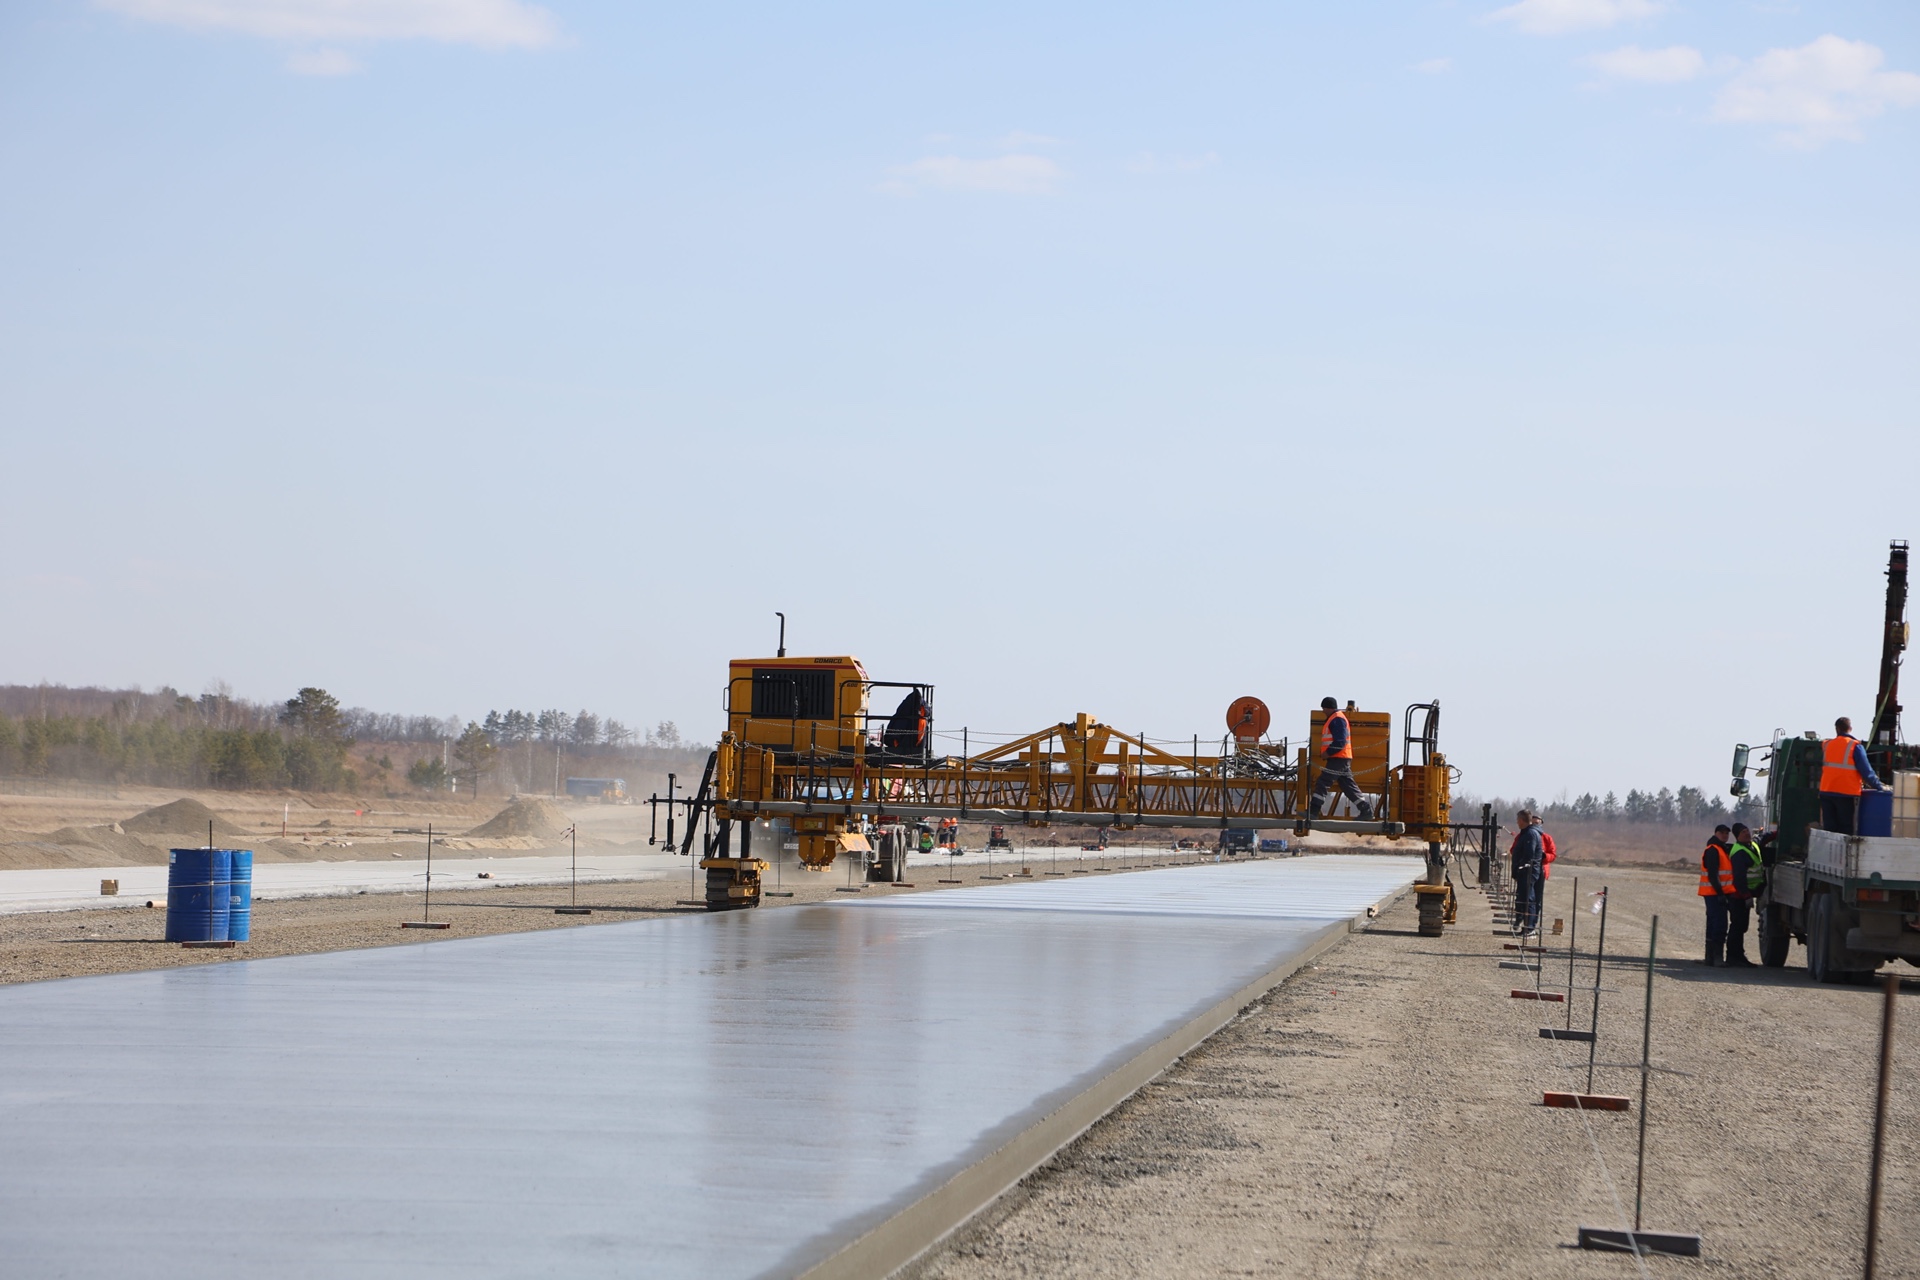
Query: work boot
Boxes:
[
  {"xmin": 1307, "ymin": 798, "xmax": 1324, "ymax": 820},
  {"xmin": 1356, "ymin": 800, "xmax": 1374, "ymax": 821},
  {"xmin": 1701, "ymin": 941, "xmax": 1719, "ymax": 967},
  {"xmin": 1725, "ymin": 943, "xmax": 1754, "ymax": 968}
]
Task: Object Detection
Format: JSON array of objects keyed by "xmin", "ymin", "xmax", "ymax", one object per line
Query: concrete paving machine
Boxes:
[{"xmin": 653, "ymin": 651, "xmax": 1461, "ymax": 933}]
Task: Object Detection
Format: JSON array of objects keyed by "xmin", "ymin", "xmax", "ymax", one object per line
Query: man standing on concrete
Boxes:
[
  {"xmin": 1820, "ymin": 716, "xmax": 1884, "ymax": 835},
  {"xmin": 1724, "ymin": 822, "xmax": 1764, "ymax": 968},
  {"xmin": 1700, "ymin": 823, "xmax": 1740, "ymax": 966},
  {"xmin": 1510, "ymin": 808, "xmax": 1545, "ymax": 936},
  {"xmin": 1308, "ymin": 697, "xmax": 1373, "ymax": 821}
]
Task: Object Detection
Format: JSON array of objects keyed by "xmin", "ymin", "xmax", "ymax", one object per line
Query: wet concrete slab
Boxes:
[{"xmin": 0, "ymin": 855, "xmax": 1416, "ymax": 1279}]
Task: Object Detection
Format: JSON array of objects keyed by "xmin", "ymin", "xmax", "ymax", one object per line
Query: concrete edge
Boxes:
[{"xmin": 797, "ymin": 882, "xmax": 1412, "ymax": 1280}]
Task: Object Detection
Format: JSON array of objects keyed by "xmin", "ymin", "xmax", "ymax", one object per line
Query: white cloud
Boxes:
[
  {"xmin": 1714, "ymin": 35, "xmax": 1920, "ymax": 145},
  {"xmin": 96, "ymin": 0, "xmax": 559, "ymax": 49},
  {"xmin": 1587, "ymin": 44, "xmax": 1704, "ymax": 82},
  {"xmin": 286, "ymin": 46, "xmax": 363, "ymax": 75},
  {"xmin": 882, "ymin": 154, "xmax": 1060, "ymax": 195},
  {"xmin": 1413, "ymin": 57, "xmax": 1453, "ymax": 74},
  {"xmin": 1487, "ymin": 0, "xmax": 1661, "ymax": 36}
]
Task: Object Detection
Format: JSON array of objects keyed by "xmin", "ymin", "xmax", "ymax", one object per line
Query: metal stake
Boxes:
[
  {"xmin": 1866, "ymin": 970, "xmax": 1899, "ymax": 1280},
  {"xmin": 1587, "ymin": 888, "xmax": 1609, "ymax": 1094},
  {"xmin": 1633, "ymin": 914, "xmax": 1659, "ymax": 1233},
  {"xmin": 1567, "ymin": 875, "xmax": 1579, "ymax": 1032}
]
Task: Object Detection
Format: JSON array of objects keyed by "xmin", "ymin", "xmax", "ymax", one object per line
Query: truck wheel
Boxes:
[
  {"xmin": 1758, "ymin": 905, "xmax": 1791, "ymax": 968},
  {"xmin": 1807, "ymin": 891, "xmax": 1845, "ymax": 984}
]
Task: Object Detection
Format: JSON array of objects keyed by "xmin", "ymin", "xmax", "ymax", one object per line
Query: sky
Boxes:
[{"xmin": 2, "ymin": 0, "xmax": 1917, "ymax": 804}]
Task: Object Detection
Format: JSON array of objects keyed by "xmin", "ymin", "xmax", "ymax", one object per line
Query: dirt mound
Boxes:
[
  {"xmin": 49, "ymin": 826, "xmax": 169, "ymax": 863},
  {"xmin": 120, "ymin": 798, "xmax": 247, "ymax": 839},
  {"xmin": 464, "ymin": 797, "xmax": 570, "ymax": 841}
]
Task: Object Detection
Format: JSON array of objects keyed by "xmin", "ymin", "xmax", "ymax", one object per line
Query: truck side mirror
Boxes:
[
  {"xmin": 1731, "ymin": 743, "xmax": 1750, "ymax": 778},
  {"xmin": 1731, "ymin": 778, "xmax": 1750, "ymax": 797}
]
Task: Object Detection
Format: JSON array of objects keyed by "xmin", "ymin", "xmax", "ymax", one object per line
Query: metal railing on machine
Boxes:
[{"xmin": 1444, "ymin": 804, "xmax": 1505, "ymax": 890}]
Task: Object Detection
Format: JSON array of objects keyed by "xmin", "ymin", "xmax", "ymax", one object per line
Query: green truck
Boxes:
[{"xmin": 1734, "ymin": 541, "xmax": 1920, "ymax": 982}]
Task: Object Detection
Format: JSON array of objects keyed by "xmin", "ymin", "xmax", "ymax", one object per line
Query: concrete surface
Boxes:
[{"xmin": 0, "ymin": 855, "xmax": 1415, "ymax": 1279}]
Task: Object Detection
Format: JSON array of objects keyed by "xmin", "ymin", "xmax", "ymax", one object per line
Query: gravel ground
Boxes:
[
  {"xmin": 0, "ymin": 847, "xmax": 1206, "ymax": 984},
  {"xmin": 909, "ymin": 862, "xmax": 1919, "ymax": 1278}
]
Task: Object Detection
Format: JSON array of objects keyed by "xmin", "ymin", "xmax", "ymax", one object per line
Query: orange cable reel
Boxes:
[{"xmin": 1225, "ymin": 696, "xmax": 1270, "ymax": 743}]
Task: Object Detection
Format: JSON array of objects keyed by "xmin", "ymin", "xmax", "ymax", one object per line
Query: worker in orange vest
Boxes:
[
  {"xmin": 1723, "ymin": 821, "xmax": 1763, "ymax": 968},
  {"xmin": 1819, "ymin": 716, "xmax": 1884, "ymax": 835},
  {"xmin": 1699, "ymin": 823, "xmax": 1740, "ymax": 966},
  {"xmin": 1308, "ymin": 697, "xmax": 1373, "ymax": 821}
]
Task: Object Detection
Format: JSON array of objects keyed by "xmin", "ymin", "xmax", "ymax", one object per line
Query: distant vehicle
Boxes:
[
  {"xmin": 986, "ymin": 826, "xmax": 1013, "ymax": 850},
  {"xmin": 1258, "ymin": 837, "xmax": 1291, "ymax": 853},
  {"xmin": 1218, "ymin": 830, "xmax": 1256, "ymax": 856},
  {"xmin": 564, "ymin": 777, "xmax": 627, "ymax": 802}
]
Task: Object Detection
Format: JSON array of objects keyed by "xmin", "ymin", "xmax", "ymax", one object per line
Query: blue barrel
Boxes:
[
  {"xmin": 165, "ymin": 848, "xmax": 232, "ymax": 943},
  {"xmin": 1859, "ymin": 789, "xmax": 1894, "ymax": 838},
  {"xmin": 226, "ymin": 850, "xmax": 253, "ymax": 942}
]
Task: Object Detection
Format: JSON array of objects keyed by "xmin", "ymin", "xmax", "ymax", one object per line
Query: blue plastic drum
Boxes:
[
  {"xmin": 1859, "ymin": 788, "xmax": 1894, "ymax": 838},
  {"xmin": 226, "ymin": 850, "xmax": 253, "ymax": 942},
  {"xmin": 165, "ymin": 848, "xmax": 232, "ymax": 943}
]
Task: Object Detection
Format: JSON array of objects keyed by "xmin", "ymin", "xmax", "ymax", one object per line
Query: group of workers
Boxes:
[
  {"xmin": 1507, "ymin": 809, "xmax": 1557, "ymax": 935},
  {"xmin": 1696, "ymin": 715, "xmax": 1887, "ymax": 967},
  {"xmin": 1697, "ymin": 821, "xmax": 1767, "ymax": 966}
]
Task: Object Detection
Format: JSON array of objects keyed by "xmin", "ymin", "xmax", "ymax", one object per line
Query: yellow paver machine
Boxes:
[{"xmin": 653, "ymin": 652, "xmax": 1460, "ymax": 934}]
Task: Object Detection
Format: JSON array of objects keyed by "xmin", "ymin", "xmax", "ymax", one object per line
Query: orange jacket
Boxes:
[
  {"xmin": 1699, "ymin": 840, "xmax": 1738, "ymax": 897},
  {"xmin": 1322, "ymin": 711, "xmax": 1353, "ymax": 761},
  {"xmin": 1821, "ymin": 735, "xmax": 1867, "ymax": 796}
]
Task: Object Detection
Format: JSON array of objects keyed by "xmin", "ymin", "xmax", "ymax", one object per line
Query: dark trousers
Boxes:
[
  {"xmin": 1727, "ymin": 897, "xmax": 1751, "ymax": 956},
  {"xmin": 1704, "ymin": 895, "xmax": 1730, "ymax": 948},
  {"xmin": 1821, "ymin": 793, "xmax": 1857, "ymax": 835},
  {"xmin": 1513, "ymin": 868, "xmax": 1543, "ymax": 934},
  {"xmin": 1311, "ymin": 761, "xmax": 1364, "ymax": 810}
]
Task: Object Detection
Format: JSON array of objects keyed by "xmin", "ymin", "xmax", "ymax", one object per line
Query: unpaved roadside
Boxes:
[{"xmin": 911, "ymin": 862, "xmax": 1919, "ymax": 1278}]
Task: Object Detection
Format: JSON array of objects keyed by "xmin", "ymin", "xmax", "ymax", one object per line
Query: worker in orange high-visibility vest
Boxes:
[
  {"xmin": 1308, "ymin": 697, "xmax": 1373, "ymax": 822},
  {"xmin": 1819, "ymin": 716, "xmax": 1885, "ymax": 836},
  {"xmin": 1699, "ymin": 823, "xmax": 1740, "ymax": 966}
]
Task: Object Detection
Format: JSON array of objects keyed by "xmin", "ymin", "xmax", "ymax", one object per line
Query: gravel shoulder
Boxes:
[{"xmin": 909, "ymin": 862, "xmax": 1919, "ymax": 1278}]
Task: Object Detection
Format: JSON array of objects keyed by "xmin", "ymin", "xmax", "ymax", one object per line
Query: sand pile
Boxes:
[
  {"xmin": 49, "ymin": 826, "xmax": 168, "ymax": 862},
  {"xmin": 120, "ymin": 798, "xmax": 247, "ymax": 839},
  {"xmin": 464, "ymin": 797, "xmax": 570, "ymax": 841}
]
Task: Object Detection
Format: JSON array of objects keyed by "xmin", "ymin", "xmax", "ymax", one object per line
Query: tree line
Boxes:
[
  {"xmin": 0, "ymin": 686, "xmax": 361, "ymax": 791},
  {"xmin": 0, "ymin": 682, "xmax": 694, "ymax": 796},
  {"xmin": 1452, "ymin": 785, "xmax": 1764, "ymax": 828}
]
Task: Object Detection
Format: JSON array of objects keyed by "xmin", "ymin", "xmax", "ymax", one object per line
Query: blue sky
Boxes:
[{"xmin": 2, "ymin": 0, "xmax": 1917, "ymax": 803}]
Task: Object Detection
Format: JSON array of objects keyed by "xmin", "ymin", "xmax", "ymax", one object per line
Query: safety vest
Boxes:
[
  {"xmin": 1699, "ymin": 842, "xmax": 1738, "ymax": 896},
  {"xmin": 1730, "ymin": 840, "xmax": 1765, "ymax": 892},
  {"xmin": 1822, "ymin": 735, "xmax": 1864, "ymax": 796},
  {"xmin": 1322, "ymin": 710, "xmax": 1353, "ymax": 761}
]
